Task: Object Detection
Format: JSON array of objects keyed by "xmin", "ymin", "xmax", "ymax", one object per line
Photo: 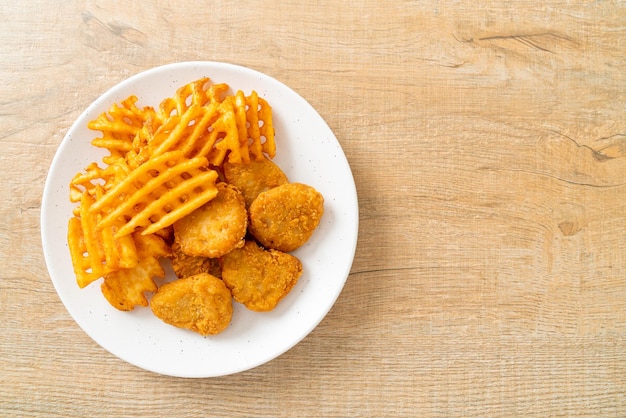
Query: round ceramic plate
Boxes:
[{"xmin": 41, "ymin": 62, "xmax": 358, "ymax": 378}]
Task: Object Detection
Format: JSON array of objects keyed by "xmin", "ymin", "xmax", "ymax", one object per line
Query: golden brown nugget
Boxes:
[
  {"xmin": 169, "ymin": 241, "xmax": 221, "ymax": 279},
  {"xmin": 248, "ymin": 183, "xmax": 324, "ymax": 252},
  {"xmin": 150, "ymin": 273, "xmax": 232, "ymax": 336},
  {"xmin": 223, "ymin": 155, "xmax": 288, "ymax": 207},
  {"xmin": 173, "ymin": 182, "xmax": 247, "ymax": 258},
  {"xmin": 221, "ymin": 241, "xmax": 303, "ymax": 312}
]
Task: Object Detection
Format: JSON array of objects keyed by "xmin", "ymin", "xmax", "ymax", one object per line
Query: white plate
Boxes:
[{"xmin": 41, "ymin": 62, "xmax": 358, "ymax": 378}]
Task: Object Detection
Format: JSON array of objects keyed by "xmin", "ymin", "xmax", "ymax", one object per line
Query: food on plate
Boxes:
[
  {"xmin": 223, "ymin": 154, "xmax": 289, "ymax": 207},
  {"xmin": 87, "ymin": 95, "xmax": 157, "ymax": 165},
  {"xmin": 173, "ymin": 182, "xmax": 247, "ymax": 258},
  {"xmin": 150, "ymin": 273, "xmax": 233, "ymax": 336},
  {"xmin": 169, "ymin": 241, "xmax": 222, "ymax": 279},
  {"xmin": 101, "ymin": 233, "xmax": 170, "ymax": 311},
  {"xmin": 91, "ymin": 151, "xmax": 220, "ymax": 238},
  {"xmin": 221, "ymin": 240, "xmax": 303, "ymax": 312},
  {"xmin": 67, "ymin": 77, "xmax": 267, "ymax": 294},
  {"xmin": 67, "ymin": 188, "xmax": 139, "ymax": 288},
  {"xmin": 66, "ymin": 76, "xmax": 324, "ymax": 335},
  {"xmin": 124, "ymin": 78, "xmax": 276, "ymax": 168},
  {"xmin": 248, "ymin": 183, "xmax": 324, "ymax": 252}
]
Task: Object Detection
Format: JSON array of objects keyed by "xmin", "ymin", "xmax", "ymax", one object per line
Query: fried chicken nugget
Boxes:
[
  {"xmin": 223, "ymin": 155, "xmax": 288, "ymax": 207},
  {"xmin": 221, "ymin": 240, "xmax": 303, "ymax": 312},
  {"xmin": 173, "ymin": 182, "xmax": 247, "ymax": 258},
  {"xmin": 150, "ymin": 273, "xmax": 232, "ymax": 335},
  {"xmin": 169, "ymin": 240, "xmax": 221, "ymax": 279},
  {"xmin": 248, "ymin": 183, "xmax": 324, "ymax": 252}
]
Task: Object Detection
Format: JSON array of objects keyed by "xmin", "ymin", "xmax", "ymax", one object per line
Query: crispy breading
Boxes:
[
  {"xmin": 169, "ymin": 240, "xmax": 221, "ymax": 279},
  {"xmin": 248, "ymin": 182, "xmax": 324, "ymax": 252},
  {"xmin": 173, "ymin": 182, "xmax": 247, "ymax": 258},
  {"xmin": 223, "ymin": 155, "xmax": 288, "ymax": 207},
  {"xmin": 221, "ymin": 240, "xmax": 303, "ymax": 312},
  {"xmin": 150, "ymin": 273, "xmax": 232, "ymax": 335}
]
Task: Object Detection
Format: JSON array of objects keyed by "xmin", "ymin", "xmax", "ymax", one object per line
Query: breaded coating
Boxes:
[
  {"xmin": 248, "ymin": 183, "xmax": 324, "ymax": 252},
  {"xmin": 223, "ymin": 155, "xmax": 288, "ymax": 207},
  {"xmin": 169, "ymin": 241, "xmax": 221, "ymax": 279},
  {"xmin": 173, "ymin": 182, "xmax": 247, "ymax": 258},
  {"xmin": 221, "ymin": 241, "xmax": 303, "ymax": 312},
  {"xmin": 150, "ymin": 273, "xmax": 233, "ymax": 336}
]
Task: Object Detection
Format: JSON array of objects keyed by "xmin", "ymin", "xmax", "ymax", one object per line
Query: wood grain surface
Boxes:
[{"xmin": 2, "ymin": 1, "xmax": 625, "ymax": 416}]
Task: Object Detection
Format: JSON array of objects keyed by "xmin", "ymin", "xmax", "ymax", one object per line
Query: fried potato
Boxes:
[
  {"xmin": 169, "ymin": 240, "xmax": 221, "ymax": 279},
  {"xmin": 145, "ymin": 80, "xmax": 274, "ymax": 167},
  {"xmin": 244, "ymin": 91, "xmax": 275, "ymax": 161},
  {"xmin": 221, "ymin": 240, "xmax": 302, "ymax": 312},
  {"xmin": 69, "ymin": 159, "xmax": 131, "ymax": 205},
  {"xmin": 101, "ymin": 233, "xmax": 170, "ymax": 311},
  {"xmin": 92, "ymin": 151, "xmax": 220, "ymax": 238},
  {"xmin": 173, "ymin": 182, "xmax": 247, "ymax": 258},
  {"xmin": 100, "ymin": 256, "xmax": 161, "ymax": 311},
  {"xmin": 68, "ymin": 189, "xmax": 139, "ymax": 288},
  {"xmin": 150, "ymin": 273, "xmax": 233, "ymax": 336},
  {"xmin": 148, "ymin": 102, "xmax": 220, "ymax": 159},
  {"xmin": 223, "ymin": 155, "xmax": 288, "ymax": 207},
  {"xmin": 156, "ymin": 77, "xmax": 224, "ymax": 119},
  {"xmin": 248, "ymin": 183, "xmax": 324, "ymax": 252},
  {"xmin": 88, "ymin": 95, "xmax": 157, "ymax": 164}
]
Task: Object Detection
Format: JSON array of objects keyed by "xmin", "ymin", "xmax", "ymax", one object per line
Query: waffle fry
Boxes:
[
  {"xmin": 245, "ymin": 91, "xmax": 263, "ymax": 160},
  {"xmin": 101, "ymin": 232, "xmax": 170, "ymax": 311},
  {"xmin": 85, "ymin": 77, "xmax": 275, "ymax": 171},
  {"xmin": 91, "ymin": 151, "xmax": 219, "ymax": 238},
  {"xmin": 149, "ymin": 86, "xmax": 255, "ymax": 166},
  {"xmin": 69, "ymin": 159, "xmax": 132, "ymax": 206},
  {"xmin": 89, "ymin": 95, "xmax": 157, "ymax": 164},
  {"xmin": 248, "ymin": 93, "xmax": 276, "ymax": 160},
  {"xmin": 232, "ymin": 91, "xmax": 251, "ymax": 162},
  {"xmin": 69, "ymin": 162, "xmax": 104, "ymax": 204},
  {"xmin": 209, "ymin": 97, "xmax": 243, "ymax": 165},
  {"xmin": 210, "ymin": 91, "xmax": 276, "ymax": 164},
  {"xmin": 101, "ymin": 258, "xmax": 160, "ymax": 310},
  {"xmin": 67, "ymin": 216, "xmax": 100, "ymax": 288},
  {"xmin": 145, "ymin": 83, "xmax": 275, "ymax": 166},
  {"xmin": 148, "ymin": 102, "xmax": 221, "ymax": 158},
  {"xmin": 67, "ymin": 190, "xmax": 139, "ymax": 288},
  {"xmin": 156, "ymin": 77, "xmax": 223, "ymax": 119}
]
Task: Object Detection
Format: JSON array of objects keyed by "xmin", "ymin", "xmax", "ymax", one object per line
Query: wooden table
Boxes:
[{"xmin": 2, "ymin": 1, "xmax": 625, "ymax": 416}]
